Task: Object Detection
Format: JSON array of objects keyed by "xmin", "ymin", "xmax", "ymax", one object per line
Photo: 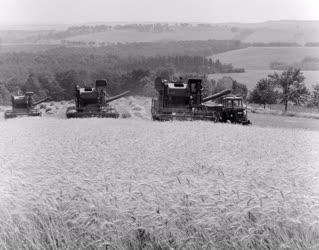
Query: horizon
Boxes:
[
  {"xmin": 0, "ymin": 0, "xmax": 318, "ymax": 27},
  {"xmin": 1, "ymin": 19, "xmax": 319, "ymax": 30}
]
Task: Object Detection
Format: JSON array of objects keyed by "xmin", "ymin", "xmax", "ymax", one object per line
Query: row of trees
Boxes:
[{"xmin": 249, "ymin": 68, "xmax": 318, "ymax": 111}]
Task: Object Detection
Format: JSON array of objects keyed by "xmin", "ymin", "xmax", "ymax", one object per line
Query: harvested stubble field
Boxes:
[{"xmin": 0, "ymin": 118, "xmax": 319, "ymax": 249}]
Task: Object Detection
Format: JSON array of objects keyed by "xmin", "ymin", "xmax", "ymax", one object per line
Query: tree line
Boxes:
[
  {"xmin": 249, "ymin": 68, "xmax": 319, "ymax": 111},
  {"xmin": 0, "ymin": 51, "xmax": 243, "ymax": 104}
]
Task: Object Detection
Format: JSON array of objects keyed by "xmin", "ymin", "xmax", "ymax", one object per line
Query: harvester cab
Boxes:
[
  {"xmin": 66, "ymin": 79, "xmax": 129, "ymax": 118},
  {"xmin": 4, "ymin": 92, "xmax": 49, "ymax": 119},
  {"xmin": 220, "ymin": 96, "xmax": 251, "ymax": 125}
]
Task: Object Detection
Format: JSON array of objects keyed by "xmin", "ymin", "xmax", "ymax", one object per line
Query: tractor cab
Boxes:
[
  {"xmin": 223, "ymin": 97, "xmax": 243, "ymax": 109},
  {"xmin": 221, "ymin": 96, "xmax": 251, "ymax": 125}
]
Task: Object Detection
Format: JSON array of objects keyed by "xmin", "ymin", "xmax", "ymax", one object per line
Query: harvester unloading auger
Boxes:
[
  {"xmin": 151, "ymin": 77, "xmax": 251, "ymax": 124},
  {"xmin": 4, "ymin": 92, "xmax": 49, "ymax": 119},
  {"xmin": 66, "ymin": 79, "xmax": 130, "ymax": 118}
]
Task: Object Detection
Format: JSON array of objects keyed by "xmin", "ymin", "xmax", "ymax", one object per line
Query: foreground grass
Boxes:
[{"xmin": 0, "ymin": 119, "xmax": 319, "ymax": 249}]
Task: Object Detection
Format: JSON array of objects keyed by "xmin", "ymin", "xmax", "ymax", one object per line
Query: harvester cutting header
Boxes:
[
  {"xmin": 66, "ymin": 79, "xmax": 129, "ymax": 118},
  {"xmin": 151, "ymin": 77, "xmax": 250, "ymax": 124}
]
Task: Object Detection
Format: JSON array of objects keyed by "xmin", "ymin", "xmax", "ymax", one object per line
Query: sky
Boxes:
[{"xmin": 0, "ymin": 0, "xmax": 318, "ymax": 26}]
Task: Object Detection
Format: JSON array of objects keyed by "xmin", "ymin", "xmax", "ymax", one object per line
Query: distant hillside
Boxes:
[
  {"xmin": 1, "ymin": 20, "xmax": 318, "ymax": 45},
  {"xmin": 62, "ymin": 21, "xmax": 319, "ymax": 45}
]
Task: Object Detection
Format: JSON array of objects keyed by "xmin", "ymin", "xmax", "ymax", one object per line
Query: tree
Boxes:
[
  {"xmin": 55, "ymin": 70, "xmax": 80, "ymax": 99},
  {"xmin": 22, "ymin": 73, "xmax": 46, "ymax": 98},
  {"xmin": 123, "ymin": 69, "xmax": 150, "ymax": 94},
  {"xmin": 232, "ymin": 80, "xmax": 248, "ymax": 100},
  {"xmin": 0, "ymin": 82, "xmax": 11, "ymax": 105},
  {"xmin": 248, "ymin": 78, "xmax": 278, "ymax": 108},
  {"xmin": 309, "ymin": 84, "xmax": 319, "ymax": 107},
  {"xmin": 212, "ymin": 77, "xmax": 233, "ymax": 94},
  {"xmin": 211, "ymin": 77, "xmax": 248, "ymax": 98},
  {"xmin": 38, "ymin": 73, "xmax": 65, "ymax": 100},
  {"xmin": 155, "ymin": 67, "xmax": 174, "ymax": 80},
  {"xmin": 268, "ymin": 68, "xmax": 309, "ymax": 112}
]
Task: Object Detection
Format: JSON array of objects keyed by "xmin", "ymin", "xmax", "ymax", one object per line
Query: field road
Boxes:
[{"xmin": 249, "ymin": 113, "xmax": 319, "ymax": 131}]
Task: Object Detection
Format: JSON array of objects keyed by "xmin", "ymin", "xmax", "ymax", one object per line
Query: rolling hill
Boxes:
[
  {"xmin": 210, "ymin": 46, "xmax": 319, "ymax": 70},
  {"xmin": 1, "ymin": 20, "xmax": 319, "ymax": 45}
]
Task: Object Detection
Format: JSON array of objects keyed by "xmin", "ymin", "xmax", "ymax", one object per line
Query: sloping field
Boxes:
[
  {"xmin": 209, "ymin": 70, "xmax": 319, "ymax": 90},
  {"xmin": 211, "ymin": 47, "xmax": 319, "ymax": 70},
  {"xmin": 66, "ymin": 29, "xmax": 235, "ymax": 43},
  {"xmin": 0, "ymin": 117, "xmax": 319, "ymax": 249}
]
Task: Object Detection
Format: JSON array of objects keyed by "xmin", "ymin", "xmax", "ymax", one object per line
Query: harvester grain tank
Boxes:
[
  {"xmin": 151, "ymin": 77, "xmax": 251, "ymax": 124},
  {"xmin": 4, "ymin": 92, "xmax": 49, "ymax": 119},
  {"xmin": 66, "ymin": 79, "xmax": 129, "ymax": 118}
]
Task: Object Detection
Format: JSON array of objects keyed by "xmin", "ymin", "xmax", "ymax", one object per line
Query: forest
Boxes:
[{"xmin": 0, "ymin": 40, "xmax": 245, "ymax": 104}]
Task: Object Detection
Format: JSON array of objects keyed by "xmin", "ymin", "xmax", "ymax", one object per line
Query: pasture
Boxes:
[{"xmin": 210, "ymin": 47, "xmax": 319, "ymax": 70}]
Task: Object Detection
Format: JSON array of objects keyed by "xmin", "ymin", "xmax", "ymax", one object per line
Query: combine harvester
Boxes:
[
  {"xmin": 151, "ymin": 77, "xmax": 251, "ymax": 124},
  {"xmin": 66, "ymin": 79, "xmax": 129, "ymax": 118},
  {"xmin": 4, "ymin": 92, "xmax": 49, "ymax": 119}
]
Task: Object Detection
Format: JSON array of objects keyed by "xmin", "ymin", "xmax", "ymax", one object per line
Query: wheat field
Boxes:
[{"xmin": 0, "ymin": 118, "xmax": 319, "ymax": 249}]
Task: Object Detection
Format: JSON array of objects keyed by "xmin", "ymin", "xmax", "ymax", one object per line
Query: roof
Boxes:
[
  {"xmin": 13, "ymin": 96, "xmax": 26, "ymax": 100},
  {"xmin": 79, "ymin": 87, "xmax": 95, "ymax": 93},
  {"xmin": 167, "ymin": 83, "xmax": 187, "ymax": 89}
]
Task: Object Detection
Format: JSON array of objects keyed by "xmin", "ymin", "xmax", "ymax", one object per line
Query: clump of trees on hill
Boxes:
[{"xmin": 248, "ymin": 68, "xmax": 318, "ymax": 111}]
